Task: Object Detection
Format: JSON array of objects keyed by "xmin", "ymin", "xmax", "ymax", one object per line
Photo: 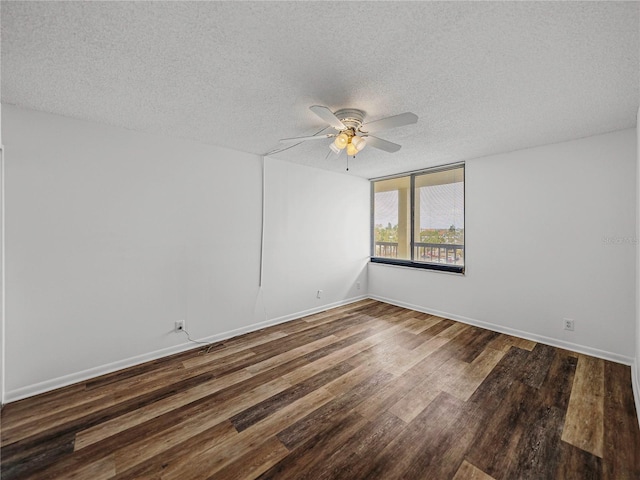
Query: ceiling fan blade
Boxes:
[
  {"xmin": 279, "ymin": 133, "xmax": 334, "ymax": 144},
  {"xmin": 366, "ymin": 136, "xmax": 402, "ymax": 153},
  {"xmin": 309, "ymin": 105, "xmax": 346, "ymax": 130},
  {"xmin": 360, "ymin": 112, "xmax": 418, "ymax": 134}
]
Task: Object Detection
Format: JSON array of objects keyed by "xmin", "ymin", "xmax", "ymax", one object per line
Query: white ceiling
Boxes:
[{"xmin": 2, "ymin": 1, "xmax": 638, "ymax": 178}]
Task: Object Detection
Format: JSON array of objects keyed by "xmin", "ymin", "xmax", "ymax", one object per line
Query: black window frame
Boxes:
[{"xmin": 370, "ymin": 163, "xmax": 465, "ymax": 274}]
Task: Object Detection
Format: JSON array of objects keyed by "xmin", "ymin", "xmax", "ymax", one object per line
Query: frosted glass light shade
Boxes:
[
  {"xmin": 346, "ymin": 142, "xmax": 358, "ymax": 156},
  {"xmin": 334, "ymin": 133, "xmax": 349, "ymax": 149},
  {"xmin": 351, "ymin": 136, "xmax": 366, "ymax": 151}
]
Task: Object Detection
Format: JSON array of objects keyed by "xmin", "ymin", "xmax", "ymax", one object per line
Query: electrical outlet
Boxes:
[
  {"xmin": 563, "ymin": 318, "xmax": 574, "ymax": 331},
  {"xmin": 175, "ymin": 320, "xmax": 185, "ymax": 332},
  {"xmin": 317, "ymin": 290, "xmax": 323, "ymax": 299},
  {"xmin": 356, "ymin": 282, "xmax": 361, "ymax": 290}
]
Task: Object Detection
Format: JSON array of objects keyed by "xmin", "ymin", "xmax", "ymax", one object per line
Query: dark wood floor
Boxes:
[{"xmin": 2, "ymin": 300, "xmax": 640, "ymax": 479}]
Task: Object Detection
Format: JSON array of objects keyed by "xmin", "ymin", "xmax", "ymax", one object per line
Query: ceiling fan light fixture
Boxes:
[
  {"xmin": 352, "ymin": 136, "xmax": 366, "ymax": 151},
  {"xmin": 279, "ymin": 105, "xmax": 416, "ymax": 159},
  {"xmin": 334, "ymin": 133, "xmax": 349, "ymax": 150}
]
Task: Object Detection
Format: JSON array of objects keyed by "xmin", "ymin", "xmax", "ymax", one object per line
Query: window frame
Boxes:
[{"xmin": 370, "ymin": 163, "xmax": 465, "ymax": 274}]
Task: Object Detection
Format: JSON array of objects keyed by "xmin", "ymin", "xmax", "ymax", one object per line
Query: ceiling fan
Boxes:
[{"xmin": 279, "ymin": 106, "xmax": 418, "ymax": 157}]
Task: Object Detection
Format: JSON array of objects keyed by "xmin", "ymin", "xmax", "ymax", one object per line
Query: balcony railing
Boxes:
[
  {"xmin": 415, "ymin": 242, "xmax": 464, "ymax": 265},
  {"xmin": 374, "ymin": 242, "xmax": 464, "ymax": 265},
  {"xmin": 374, "ymin": 241, "xmax": 398, "ymax": 258}
]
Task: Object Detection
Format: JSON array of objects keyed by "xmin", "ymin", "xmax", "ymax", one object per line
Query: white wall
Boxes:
[
  {"xmin": 370, "ymin": 129, "xmax": 637, "ymax": 362},
  {"xmin": 3, "ymin": 105, "xmax": 263, "ymax": 399},
  {"xmin": 261, "ymin": 157, "xmax": 370, "ymax": 321},
  {"xmin": 635, "ymin": 108, "xmax": 640, "ymax": 419},
  {"xmin": 3, "ymin": 105, "xmax": 370, "ymax": 401},
  {"xmin": 1, "ymin": 102, "xmax": 4, "ymax": 405}
]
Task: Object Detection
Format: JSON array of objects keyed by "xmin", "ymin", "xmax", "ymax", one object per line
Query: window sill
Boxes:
[{"xmin": 370, "ymin": 257, "xmax": 465, "ymax": 275}]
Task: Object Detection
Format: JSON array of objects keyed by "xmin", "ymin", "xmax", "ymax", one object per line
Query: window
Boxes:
[{"xmin": 371, "ymin": 164, "xmax": 465, "ymax": 273}]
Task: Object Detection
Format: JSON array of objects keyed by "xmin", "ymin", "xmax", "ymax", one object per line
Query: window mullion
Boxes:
[
  {"xmin": 370, "ymin": 182, "xmax": 375, "ymax": 257},
  {"xmin": 410, "ymin": 174, "xmax": 415, "ymax": 262}
]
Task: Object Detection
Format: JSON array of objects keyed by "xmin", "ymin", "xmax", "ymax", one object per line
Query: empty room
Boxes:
[{"xmin": 1, "ymin": 1, "xmax": 639, "ymax": 479}]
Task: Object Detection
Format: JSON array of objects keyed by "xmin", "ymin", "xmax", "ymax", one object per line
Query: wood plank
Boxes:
[
  {"xmin": 464, "ymin": 347, "xmax": 535, "ymax": 478},
  {"xmin": 2, "ymin": 367, "xmax": 227, "ymax": 451},
  {"xmin": 419, "ymin": 316, "xmax": 456, "ymax": 336},
  {"xmin": 0, "ymin": 432, "xmax": 76, "ymax": 480},
  {"xmin": 389, "ymin": 373, "xmax": 444, "ymax": 424},
  {"xmin": 108, "ymin": 376, "xmax": 299, "ymax": 475},
  {"xmin": 302, "ymin": 327, "xmax": 381, "ymax": 362},
  {"xmin": 386, "ymin": 336, "xmax": 484, "ymax": 423},
  {"xmin": 384, "ymin": 335, "xmax": 452, "ymax": 376},
  {"xmin": 73, "ymin": 368, "xmax": 254, "ymax": 450},
  {"xmin": 556, "ymin": 441, "xmax": 602, "ymax": 480},
  {"xmin": 116, "ymin": 387, "xmax": 334, "ymax": 480},
  {"xmin": 505, "ymin": 404, "xmax": 565, "ymax": 479},
  {"xmin": 360, "ymin": 392, "xmax": 467, "ymax": 479},
  {"xmin": 206, "ymin": 436, "xmax": 289, "ymax": 480},
  {"xmin": 415, "ymin": 402, "xmax": 485, "ymax": 479},
  {"xmin": 111, "ymin": 420, "xmax": 237, "ymax": 480},
  {"xmin": 281, "ymin": 320, "xmax": 409, "ymax": 386},
  {"xmin": 116, "ymin": 412, "xmax": 238, "ymax": 477},
  {"xmin": 486, "ymin": 333, "xmax": 536, "ymax": 352},
  {"xmin": 24, "ymin": 375, "xmax": 290, "ymax": 479},
  {"xmin": 258, "ymin": 412, "xmax": 370, "ymax": 480},
  {"xmin": 1, "ymin": 386, "xmax": 111, "ymax": 433},
  {"xmin": 64, "ymin": 455, "xmax": 116, "ymax": 480},
  {"xmin": 26, "ymin": 356, "xmax": 305, "ymax": 478},
  {"xmin": 466, "ymin": 380, "xmax": 535, "ymax": 478},
  {"xmin": 467, "ymin": 345, "xmax": 532, "ymax": 410},
  {"xmin": 230, "ymin": 361, "xmax": 353, "ymax": 432},
  {"xmin": 277, "ymin": 370, "xmax": 395, "ymax": 450},
  {"xmin": 538, "ymin": 350, "xmax": 577, "ymax": 410},
  {"xmin": 602, "ymin": 362, "xmax": 640, "ymax": 479},
  {"xmin": 561, "ymin": 354, "xmax": 605, "ymax": 458},
  {"xmin": 399, "ymin": 314, "xmax": 441, "ymax": 335},
  {"xmin": 519, "ymin": 343, "xmax": 557, "ymax": 389},
  {"xmin": 438, "ymin": 321, "xmax": 470, "ymax": 339},
  {"xmin": 443, "ymin": 347, "xmax": 506, "ymax": 401},
  {"xmin": 245, "ymin": 335, "xmax": 340, "ymax": 374},
  {"xmin": 451, "ymin": 327, "xmax": 499, "ymax": 363},
  {"xmin": 160, "ymin": 389, "xmax": 342, "ymax": 480},
  {"xmin": 1, "ymin": 394, "xmax": 115, "ymax": 446},
  {"xmin": 293, "ymin": 411, "xmax": 406, "ymax": 480},
  {"xmin": 112, "ymin": 413, "xmax": 236, "ymax": 474},
  {"xmin": 452, "ymin": 460, "xmax": 496, "ymax": 480},
  {"xmin": 354, "ymin": 366, "xmax": 423, "ymax": 421}
]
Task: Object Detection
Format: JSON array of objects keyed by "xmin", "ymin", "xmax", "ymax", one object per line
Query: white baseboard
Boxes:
[
  {"xmin": 4, "ymin": 295, "xmax": 368, "ymax": 403},
  {"xmin": 368, "ymin": 294, "xmax": 635, "ymax": 366}
]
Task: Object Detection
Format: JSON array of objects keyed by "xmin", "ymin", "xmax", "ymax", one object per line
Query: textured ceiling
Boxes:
[{"xmin": 2, "ymin": 1, "xmax": 638, "ymax": 178}]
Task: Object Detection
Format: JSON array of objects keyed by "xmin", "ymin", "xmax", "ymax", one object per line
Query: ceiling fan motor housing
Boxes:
[{"xmin": 334, "ymin": 108, "xmax": 366, "ymax": 131}]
